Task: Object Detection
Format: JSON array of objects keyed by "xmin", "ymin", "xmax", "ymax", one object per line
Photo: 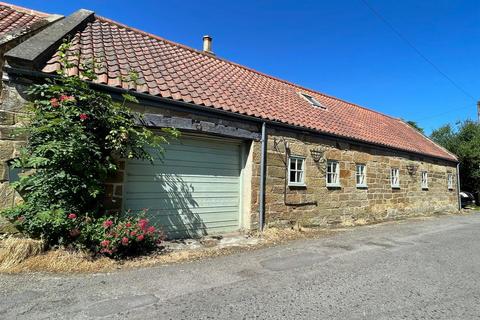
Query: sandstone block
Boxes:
[{"xmin": 0, "ymin": 141, "xmax": 14, "ymax": 161}]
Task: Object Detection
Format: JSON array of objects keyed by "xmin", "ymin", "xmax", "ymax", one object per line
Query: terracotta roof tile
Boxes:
[
  {"xmin": 40, "ymin": 15, "xmax": 456, "ymax": 161},
  {"xmin": 0, "ymin": 2, "xmax": 49, "ymax": 38}
]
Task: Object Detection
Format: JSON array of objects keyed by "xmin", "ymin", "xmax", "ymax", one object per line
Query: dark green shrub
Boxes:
[{"xmin": 2, "ymin": 204, "xmax": 81, "ymax": 246}]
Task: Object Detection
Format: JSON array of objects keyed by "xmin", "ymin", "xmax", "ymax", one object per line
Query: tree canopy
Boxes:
[
  {"xmin": 405, "ymin": 120, "xmax": 425, "ymax": 134},
  {"xmin": 430, "ymin": 120, "xmax": 480, "ymax": 193}
]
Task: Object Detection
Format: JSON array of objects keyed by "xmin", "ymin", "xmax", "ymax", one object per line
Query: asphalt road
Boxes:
[{"xmin": 1, "ymin": 213, "xmax": 480, "ymax": 319}]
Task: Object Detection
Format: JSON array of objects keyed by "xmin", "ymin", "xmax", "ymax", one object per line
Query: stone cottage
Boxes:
[{"xmin": 0, "ymin": 4, "xmax": 460, "ymax": 238}]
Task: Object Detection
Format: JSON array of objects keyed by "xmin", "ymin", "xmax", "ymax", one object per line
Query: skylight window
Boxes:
[{"xmin": 299, "ymin": 93, "xmax": 326, "ymax": 109}]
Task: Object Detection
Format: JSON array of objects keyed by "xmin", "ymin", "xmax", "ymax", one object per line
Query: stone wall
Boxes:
[
  {"xmin": 0, "ymin": 80, "xmax": 28, "ymax": 209},
  {"xmin": 250, "ymin": 128, "xmax": 459, "ymax": 228},
  {"xmin": 0, "ymin": 17, "xmax": 61, "ymax": 213}
]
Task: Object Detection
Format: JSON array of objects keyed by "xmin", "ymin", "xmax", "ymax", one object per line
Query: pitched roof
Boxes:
[
  {"xmin": 38, "ymin": 15, "xmax": 456, "ymax": 162},
  {"xmin": 0, "ymin": 2, "xmax": 50, "ymax": 38}
]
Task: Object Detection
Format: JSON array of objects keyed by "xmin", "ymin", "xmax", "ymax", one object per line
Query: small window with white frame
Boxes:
[
  {"xmin": 288, "ymin": 156, "xmax": 306, "ymax": 186},
  {"xmin": 299, "ymin": 92, "xmax": 327, "ymax": 109},
  {"xmin": 355, "ymin": 164, "xmax": 367, "ymax": 187},
  {"xmin": 421, "ymin": 171, "xmax": 428, "ymax": 189},
  {"xmin": 447, "ymin": 173, "xmax": 454, "ymax": 190},
  {"xmin": 390, "ymin": 168, "xmax": 400, "ymax": 188},
  {"xmin": 326, "ymin": 160, "xmax": 340, "ymax": 187}
]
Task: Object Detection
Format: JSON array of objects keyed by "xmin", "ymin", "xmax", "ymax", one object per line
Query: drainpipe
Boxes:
[
  {"xmin": 456, "ymin": 162, "xmax": 461, "ymax": 211},
  {"xmin": 259, "ymin": 122, "xmax": 267, "ymax": 231}
]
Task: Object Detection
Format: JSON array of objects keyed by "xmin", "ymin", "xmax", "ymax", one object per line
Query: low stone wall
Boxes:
[{"xmin": 250, "ymin": 128, "xmax": 459, "ymax": 228}]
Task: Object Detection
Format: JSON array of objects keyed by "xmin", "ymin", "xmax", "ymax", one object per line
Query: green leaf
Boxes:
[{"xmin": 122, "ymin": 93, "xmax": 139, "ymax": 103}]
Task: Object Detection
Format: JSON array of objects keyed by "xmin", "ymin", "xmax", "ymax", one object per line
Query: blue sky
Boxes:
[{"xmin": 10, "ymin": 0, "xmax": 480, "ymax": 134}]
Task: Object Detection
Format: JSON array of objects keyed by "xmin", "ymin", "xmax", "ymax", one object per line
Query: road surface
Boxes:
[{"xmin": 1, "ymin": 213, "xmax": 480, "ymax": 319}]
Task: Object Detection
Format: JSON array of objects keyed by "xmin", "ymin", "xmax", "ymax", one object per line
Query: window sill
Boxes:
[
  {"xmin": 391, "ymin": 186, "xmax": 400, "ymax": 189},
  {"xmin": 356, "ymin": 184, "xmax": 368, "ymax": 189},
  {"xmin": 288, "ymin": 183, "xmax": 306, "ymax": 188},
  {"xmin": 422, "ymin": 187, "xmax": 429, "ymax": 190},
  {"xmin": 326, "ymin": 184, "xmax": 341, "ymax": 189}
]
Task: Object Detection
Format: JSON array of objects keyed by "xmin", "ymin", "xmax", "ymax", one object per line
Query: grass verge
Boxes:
[
  {"xmin": 0, "ymin": 237, "xmax": 44, "ymax": 271},
  {"xmin": 0, "ymin": 227, "xmax": 336, "ymax": 274},
  {"xmin": 0, "ymin": 211, "xmax": 468, "ymax": 274}
]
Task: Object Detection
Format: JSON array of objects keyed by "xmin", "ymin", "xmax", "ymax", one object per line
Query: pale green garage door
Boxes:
[{"xmin": 124, "ymin": 135, "xmax": 242, "ymax": 239}]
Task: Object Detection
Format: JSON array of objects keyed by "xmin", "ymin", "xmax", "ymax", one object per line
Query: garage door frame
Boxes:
[{"xmin": 122, "ymin": 132, "xmax": 251, "ymax": 238}]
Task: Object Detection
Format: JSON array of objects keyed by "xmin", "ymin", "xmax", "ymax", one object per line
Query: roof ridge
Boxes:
[
  {"xmin": 398, "ymin": 119, "xmax": 458, "ymax": 161},
  {"xmin": 0, "ymin": 1, "xmax": 50, "ymax": 17},
  {"xmin": 94, "ymin": 15, "xmax": 400, "ymax": 122}
]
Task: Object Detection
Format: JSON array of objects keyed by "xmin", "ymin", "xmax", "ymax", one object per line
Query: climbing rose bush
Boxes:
[{"xmin": 1, "ymin": 41, "xmax": 178, "ymax": 255}]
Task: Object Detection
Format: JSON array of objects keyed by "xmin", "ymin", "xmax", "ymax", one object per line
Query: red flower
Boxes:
[
  {"xmin": 147, "ymin": 226, "xmax": 156, "ymax": 234},
  {"xmin": 50, "ymin": 98, "xmax": 59, "ymax": 107},
  {"xmin": 138, "ymin": 219, "xmax": 148, "ymax": 230},
  {"xmin": 79, "ymin": 113, "xmax": 88, "ymax": 120},
  {"xmin": 130, "ymin": 231, "xmax": 137, "ymax": 236},
  {"xmin": 100, "ymin": 248, "xmax": 112, "ymax": 255},
  {"xmin": 137, "ymin": 234, "xmax": 144, "ymax": 241},
  {"xmin": 121, "ymin": 237, "xmax": 129, "ymax": 245},
  {"xmin": 100, "ymin": 239, "xmax": 110, "ymax": 247},
  {"xmin": 103, "ymin": 220, "xmax": 113, "ymax": 228},
  {"xmin": 60, "ymin": 95, "xmax": 74, "ymax": 102},
  {"xmin": 69, "ymin": 228, "xmax": 80, "ymax": 238},
  {"xmin": 68, "ymin": 213, "xmax": 77, "ymax": 220},
  {"xmin": 125, "ymin": 222, "xmax": 131, "ymax": 228}
]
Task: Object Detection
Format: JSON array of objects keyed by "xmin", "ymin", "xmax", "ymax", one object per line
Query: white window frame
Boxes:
[
  {"xmin": 447, "ymin": 173, "xmax": 454, "ymax": 190},
  {"xmin": 299, "ymin": 92, "xmax": 327, "ymax": 109},
  {"xmin": 421, "ymin": 171, "xmax": 428, "ymax": 189},
  {"xmin": 288, "ymin": 156, "xmax": 306, "ymax": 187},
  {"xmin": 390, "ymin": 168, "xmax": 400, "ymax": 188},
  {"xmin": 326, "ymin": 160, "xmax": 340, "ymax": 187},
  {"xmin": 355, "ymin": 164, "xmax": 367, "ymax": 187}
]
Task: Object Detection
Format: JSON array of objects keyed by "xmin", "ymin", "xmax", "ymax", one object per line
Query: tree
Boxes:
[
  {"xmin": 405, "ymin": 120, "xmax": 425, "ymax": 134},
  {"xmin": 430, "ymin": 120, "xmax": 480, "ymax": 193}
]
